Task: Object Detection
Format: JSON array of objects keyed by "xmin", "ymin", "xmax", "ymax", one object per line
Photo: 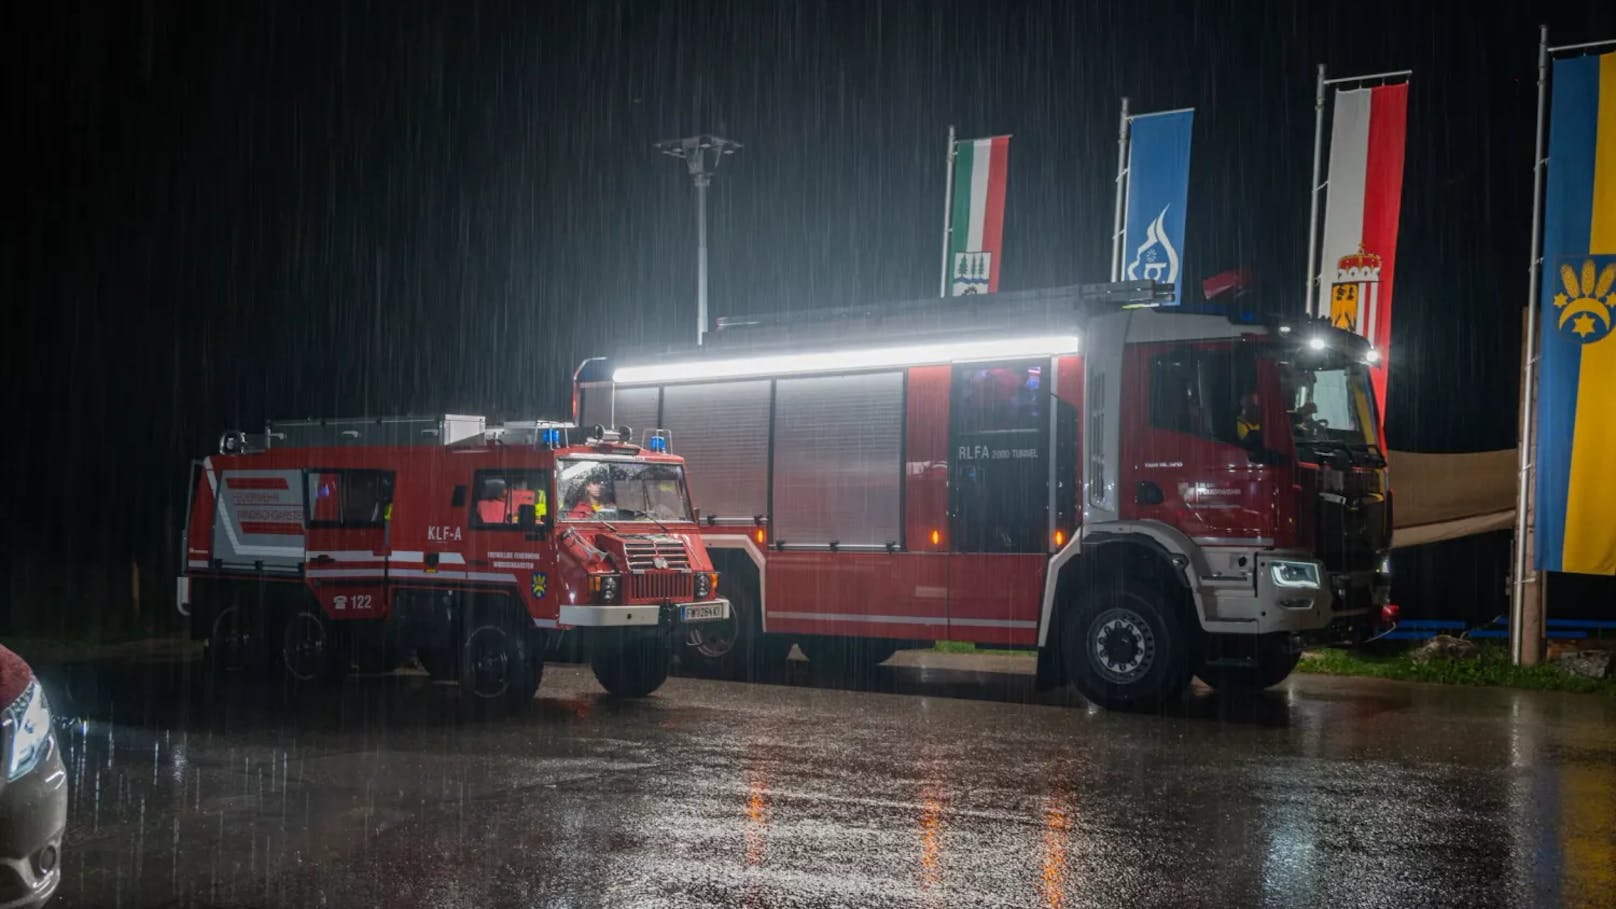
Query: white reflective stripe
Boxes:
[
  {"xmin": 187, "ymin": 559, "xmax": 209, "ymax": 569},
  {"xmin": 390, "ymin": 550, "xmax": 425, "ymax": 563},
  {"xmin": 560, "ymin": 599, "xmax": 730, "ymax": 628},
  {"xmin": 176, "ymin": 576, "xmax": 191, "ymax": 616},
  {"xmin": 439, "ymin": 552, "xmax": 467, "ymax": 565},
  {"xmin": 202, "ymin": 457, "xmax": 217, "ymax": 493},
  {"xmin": 767, "ymin": 610, "xmax": 1036, "ymax": 630},
  {"xmin": 769, "ymin": 611, "xmax": 944, "ymax": 626},
  {"xmin": 387, "ymin": 569, "xmax": 518, "ymax": 584},
  {"xmin": 531, "ymin": 618, "xmax": 558, "ymax": 629}
]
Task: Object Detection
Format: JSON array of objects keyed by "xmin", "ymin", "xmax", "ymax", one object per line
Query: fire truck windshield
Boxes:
[
  {"xmin": 558, "ymin": 459, "xmax": 693, "ymax": 523},
  {"xmin": 1275, "ymin": 351, "xmax": 1380, "ymax": 454}
]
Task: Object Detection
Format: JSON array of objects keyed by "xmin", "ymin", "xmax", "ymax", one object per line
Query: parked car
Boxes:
[{"xmin": 0, "ymin": 645, "xmax": 64, "ymax": 907}]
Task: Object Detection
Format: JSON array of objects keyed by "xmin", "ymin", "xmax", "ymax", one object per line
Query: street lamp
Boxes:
[{"xmin": 655, "ymin": 134, "xmax": 741, "ymax": 345}]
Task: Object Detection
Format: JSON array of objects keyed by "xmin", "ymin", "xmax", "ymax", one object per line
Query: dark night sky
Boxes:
[{"xmin": 6, "ymin": 1, "xmax": 1614, "ymax": 631}]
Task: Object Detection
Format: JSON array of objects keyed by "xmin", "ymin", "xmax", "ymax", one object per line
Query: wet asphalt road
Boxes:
[{"xmin": 24, "ymin": 648, "xmax": 1616, "ymax": 909}]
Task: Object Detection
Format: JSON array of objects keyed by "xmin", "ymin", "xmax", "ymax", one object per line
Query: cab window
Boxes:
[
  {"xmin": 470, "ymin": 470, "xmax": 549, "ymax": 528},
  {"xmin": 305, "ymin": 469, "xmax": 394, "ymax": 528},
  {"xmin": 1147, "ymin": 344, "xmax": 1257, "ymax": 446}
]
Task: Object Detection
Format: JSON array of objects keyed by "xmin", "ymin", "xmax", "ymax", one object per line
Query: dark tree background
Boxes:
[{"xmin": 6, "ymin": 1, "xmax": 1613, "ymax": 637}]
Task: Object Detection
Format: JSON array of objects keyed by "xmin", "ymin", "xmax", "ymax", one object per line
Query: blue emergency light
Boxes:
[
  {"xmin": 541, "ymin": 427, "xmax": 563, "ymax": 448},
  {"xmin": 647, "ymin": 435, "xmax": 668, "ymax": 453}
]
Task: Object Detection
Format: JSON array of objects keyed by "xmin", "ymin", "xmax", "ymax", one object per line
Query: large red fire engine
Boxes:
[
  {"xmin": 575, "ymin": 280, "xmax": 1396, "ymax": 709},
  {"xmin": 177, "ymin": 416, "xmax": 730, "ymax": 708}
]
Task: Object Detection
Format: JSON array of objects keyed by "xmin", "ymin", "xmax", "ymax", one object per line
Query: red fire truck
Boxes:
[
  {"xmin": 177, "ymin": 416, "xmax": 730, "ymax": 708},
  {"xmin": 575, "ymin": 281, "xmax": 1396, "ymax": 709}
]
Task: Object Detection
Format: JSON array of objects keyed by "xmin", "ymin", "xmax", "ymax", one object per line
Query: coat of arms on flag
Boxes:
[
  {"xmin": 1328, "ymin": 245, "xmax": 1383, "ymax": 334},
  {"xmin": 951, "ymin": 251, "xmax": 992, "ymax": 295}
]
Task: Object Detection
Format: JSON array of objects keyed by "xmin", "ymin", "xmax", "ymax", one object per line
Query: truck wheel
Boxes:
[
  {"xmin": 460, "ymin": 614, "xmax": 542, "ymax": 711},
  {"xmin": 592, "ymin": 635, "xmax": 671, "ymax": 697},
  {"xmin": 680, "ymin": 583, "xmax": 789, "ymax": 680},
  {"xmin": 1060, "ymin": 582, "xmax": 1191, "ymax": 710},
  {"xmin": 280, "ymin": 609, "xmax": 349, "ymax": 685},
  {"xmin": 1197, "ymin": 636, "xmax": 1301, "ymax": 691},
  {"xmin": 205, "ymin": 604, "xmax": 266, "ymax": 678},
  {"xmin": 799, "ymin": 637, "xmax": 899, "ymax": 683}
]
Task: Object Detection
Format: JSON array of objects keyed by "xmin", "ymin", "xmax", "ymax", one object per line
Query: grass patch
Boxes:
[
  {"xmin": 1298, "ymin": 643, "xmax": 1616, "ymax": 696},
  {"xmin": 930, "ymin": 641, "xmax": 1030, "ymax": 657}
]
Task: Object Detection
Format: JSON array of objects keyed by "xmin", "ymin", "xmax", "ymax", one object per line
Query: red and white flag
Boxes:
[{"xmin": 1313, "ymin": 82, "xmax": 1409, "ymax": 419}]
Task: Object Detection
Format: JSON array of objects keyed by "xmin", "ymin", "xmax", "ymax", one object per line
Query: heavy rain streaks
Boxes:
[{"xmin": 9, "ymin": 1, "xmax": 1616, "ymax": 908}]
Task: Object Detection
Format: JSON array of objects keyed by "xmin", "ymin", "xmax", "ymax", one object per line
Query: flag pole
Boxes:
[
  {"xmin": 939, "ymin": 125, "xmax": 957, "ymax": 298},
  {"xmin": 1303, "ymin": 64, "xmax": 1327, "ymax": 316},
  {"xmin": 1511, "ymin": 25, "xmax": 1551, "ymax": 667},
  {"xmin": 1110, "ymin": 97, "xmax": 1130, "ymax": 281}
]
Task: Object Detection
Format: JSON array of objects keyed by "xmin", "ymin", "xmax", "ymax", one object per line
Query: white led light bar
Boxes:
[{"xmin": 612, "ymin": 334, "xmax": 1083, "ymax": 385}]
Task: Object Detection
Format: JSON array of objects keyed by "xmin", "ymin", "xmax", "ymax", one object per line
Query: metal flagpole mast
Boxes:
[
  {"xmin": 1511, "ymin": 25, "xmax": 1551, "ymax": 666},
  {"xmin": 939, "ymin": 126, "xmax": 957, "ymax": 298},
  {"xmin": 1111, "ymin": 97, "xmax": 1130, "ymax": 282},
  {"xmin": 1303, "ymin": 64, "xmax": 1327, "ymax": 317},
  {"xmin": 655, "ymin": 134, "xmax": 741, "ymax": 346}
]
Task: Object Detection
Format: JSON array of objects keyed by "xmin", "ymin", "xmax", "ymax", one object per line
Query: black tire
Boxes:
[
  {"xmin": 460, "ymin": 607, "xmax": 543, "ymax": 712},
  {"xmin": 1197, "ymin": 636, "xmax": 1301, "ymax": 691},
  {"xmin": 592, "ymin": 634, "xmax": 672, "ymax": 697},
  {"xmin": 798, "ymin": 636, "xmax": 900, "ymax": 683},
  {"xmin": 279, "ymin": 608, "xmax": 350, "ymax": 685},
  {"xmin": 1060, "ymin": 581, "xmax": 1192, "ymax": 711},
  {"xmin": 679, "ymin": 583, "xmax": 792, "ymax": 680}
]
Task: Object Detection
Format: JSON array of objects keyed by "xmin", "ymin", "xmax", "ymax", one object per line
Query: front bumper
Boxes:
[
  {"xmin": 559, "ymin": 598, "xmax": 731, "ymax": 629},
  {"xmin": 0, "ymin": 731, "xmax": 65, "ymax": 909},
  {"xmin": 1199, "ymin": 553, "xmax": 1389, "ymax": 642}
]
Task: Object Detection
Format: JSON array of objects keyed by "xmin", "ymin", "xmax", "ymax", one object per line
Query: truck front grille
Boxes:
[{"xmin": 628, "ymin": 572, "xmax": 694, "ymax": 602}]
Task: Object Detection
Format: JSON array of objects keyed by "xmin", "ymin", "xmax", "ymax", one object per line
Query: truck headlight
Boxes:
[
  {"xmin": 1269, "ymin": 560, "xmax": 1322, "ymax": 589},
  {"xmin": 6, "ymin": 680, "xmax": 52, "ymax": 781},
  {"xmin": 591, "ymin": 574, "xmax": 621, "ymax": 604},
  {"xmin": 693, "ymin": 572, "xmax": 713, "ymax": 599}
]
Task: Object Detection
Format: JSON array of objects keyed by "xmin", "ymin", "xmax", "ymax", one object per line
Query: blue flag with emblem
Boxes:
[
  {"xmin": 1122, "ymin": 109, "xmax": 1194, "ymax": 304},
  {"xmin": 1535, "ymin": 51, "xmax": 1616, "ymax": 575}
]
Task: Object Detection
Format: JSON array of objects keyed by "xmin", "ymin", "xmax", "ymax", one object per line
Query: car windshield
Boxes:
[
  {"xmin": 557, "ymin": 458, "xmax": 693, "ymax": 523},
  {"xmin": 1275, "ymin": 350, "xmax": 1380, "ymax": 450}
]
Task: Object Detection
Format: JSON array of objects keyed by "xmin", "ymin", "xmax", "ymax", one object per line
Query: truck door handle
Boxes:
[{"xmin": 1135, "ymin": 481, "xmax": 1165, "ymax": 506}]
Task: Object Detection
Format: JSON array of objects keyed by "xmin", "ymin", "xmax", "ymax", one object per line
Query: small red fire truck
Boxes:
[
  {"xmin": 575, "ymin": 280, "xmax": 1396, "ymax": 709},
  {"xmin": 177, "ymin": 417, "xmax": 730, "ymax": 708}
]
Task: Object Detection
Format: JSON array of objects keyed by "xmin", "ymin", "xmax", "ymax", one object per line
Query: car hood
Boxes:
[{"xmin": 0, "ymin": 644, "xmax": 33, "ymax": 708}]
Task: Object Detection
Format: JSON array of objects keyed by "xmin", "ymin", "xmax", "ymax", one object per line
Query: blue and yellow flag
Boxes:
[{"xmin": 1536, "ymin": 51, "xmax": 1616, "ymax": 575}]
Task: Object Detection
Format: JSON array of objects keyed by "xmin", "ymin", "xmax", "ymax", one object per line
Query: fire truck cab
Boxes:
[
  {"xmin": 576, "ymin": 281, "xmax": 1395, "ymax": 709},
  {"xmin": 178, "ymin": 416, "xmax": 730, "ymax": 708}
]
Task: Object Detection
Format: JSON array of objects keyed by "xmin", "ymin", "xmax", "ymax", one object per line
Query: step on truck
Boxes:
[
  {"xmin": 575, "ymin": 280, "xmax": 1396, "ymax": 710},
  {"xmin": 178, "ymin": 416, "xmax": 730, "ymax": 708}
]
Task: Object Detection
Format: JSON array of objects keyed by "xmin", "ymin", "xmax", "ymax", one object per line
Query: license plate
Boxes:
[{"xmin": 681, "ymin": 602, "xmax": 727, "ymax": 622}]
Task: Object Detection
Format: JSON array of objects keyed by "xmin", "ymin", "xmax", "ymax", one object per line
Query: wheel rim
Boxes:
[
  {"xmin": 282, "ymin": 613, "xmax": 328, "ymax": 681},
  {"xmin": 686, "ymin": 614, "xmax": 738, "ymax": 658},
  {"xmin": 1090, "ymin": 607, "xmax": 1156, "ymax": 684},
  {"xmin": 465, "ymin": 626, "xmax": 515, "ymax": 699},
  {"xmin": 211, "ymin": 606, "xmax": 252, "ymax": 672}
]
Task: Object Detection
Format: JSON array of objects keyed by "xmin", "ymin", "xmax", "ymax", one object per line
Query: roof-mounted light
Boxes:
[
  {"xmin": 1307, "ymin": 336, "xmax": 1328, "ymax": 351},
  {"xmin": 613, "ymin": 334, "xmax": 1082, "ymax": 385},
  {"xmin": 1364, "ymin": 348, "xmax": 1382, "ymax": 365}
]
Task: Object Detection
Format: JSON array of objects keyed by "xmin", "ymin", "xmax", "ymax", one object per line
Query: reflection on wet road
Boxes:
[{"xmin": 30, "ymin": 651, "xmax": 1616, "ymax": 908}]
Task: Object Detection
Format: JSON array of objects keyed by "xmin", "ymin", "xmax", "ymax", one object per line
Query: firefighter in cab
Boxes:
[{"xmin": 568, "ymin": 468, "xmax": 615, "ymax": 519}]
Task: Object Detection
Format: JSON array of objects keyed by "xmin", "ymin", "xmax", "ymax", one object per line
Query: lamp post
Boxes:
[{"xmin": 655, "ymin": 134, "xmax": 741, "ymax": 345}]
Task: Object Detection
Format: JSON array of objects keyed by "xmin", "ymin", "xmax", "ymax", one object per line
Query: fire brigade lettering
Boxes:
[
  {"xmin": 957, "ymin": 445, "xmax": 1040, "ymax": 460},
  {"xmin": 426, "ymin": 525, "xmax": 463, "ymax": 542}
]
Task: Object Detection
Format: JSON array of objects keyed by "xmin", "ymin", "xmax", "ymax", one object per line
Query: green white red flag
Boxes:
[{"xmin": 947, "ymin": 135, "xmax": 1011, "ymax": 295}]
